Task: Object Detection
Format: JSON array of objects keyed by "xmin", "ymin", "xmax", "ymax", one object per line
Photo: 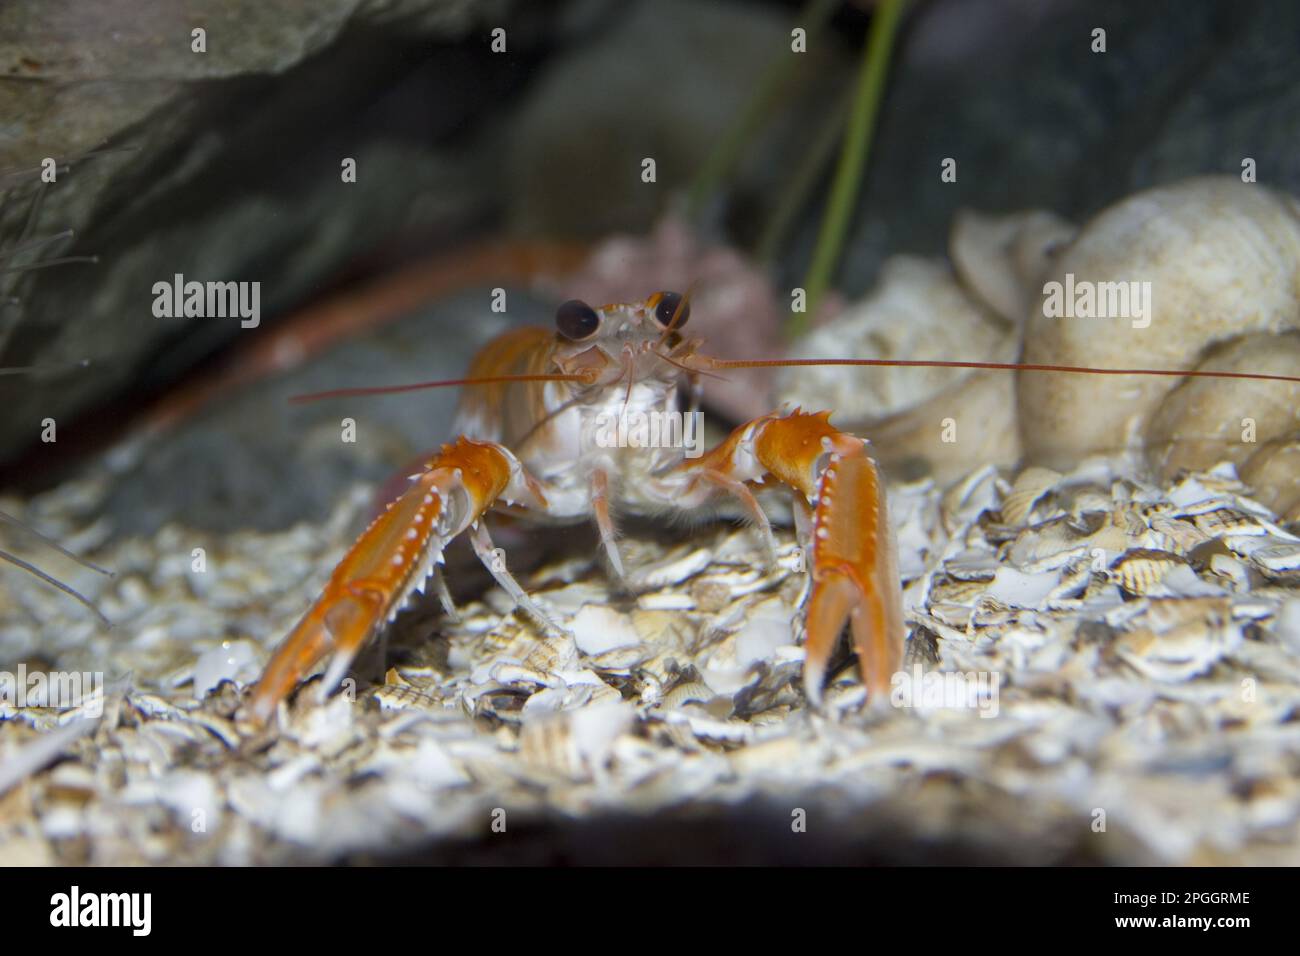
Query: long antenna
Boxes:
[
  {"xmin": 699, "ymin": 356, "xmax": 1300, "ymax": 385},
  {"xmin": 290, "ymin": 371, "xmax": 592, "ymax": 404},
  {"xmin": 290, "ymin": 353, "xmax": 1300, "ymax": 408}
]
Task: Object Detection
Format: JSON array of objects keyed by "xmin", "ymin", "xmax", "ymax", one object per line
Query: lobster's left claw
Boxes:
[
  {"xmin": 672, "ymin": 409, "xmax": 906, "ymax": 705},
  {"xmin": 800, "ymin": 445, "xmax": 905, "ymax": 706}
]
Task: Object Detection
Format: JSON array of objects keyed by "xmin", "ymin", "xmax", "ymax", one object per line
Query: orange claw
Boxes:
[
  {"xmin": 752, "ymin": 412, "xmax": 905, "ymax": 704},
  {"xmin": 671, "ymin": 409, "xmax": 906, "ymax": 705},
  {"xmin": 800, "ymin": 440, "xmax": 904, "ymax": 705},
  {"xmin": 247, "ymin": 437, "xmax": 522, "ymax": 725}
]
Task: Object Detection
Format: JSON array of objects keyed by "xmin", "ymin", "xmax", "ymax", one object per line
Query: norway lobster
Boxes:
[
  {"xmin": 248, "ymin": 292, "xmax": 904, "ymax": 723},
  {"xmin": 247, "ymin": 289, "xmax": 1300, "ymax": 725}
]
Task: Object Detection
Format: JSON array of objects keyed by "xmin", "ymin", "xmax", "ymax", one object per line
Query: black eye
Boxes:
[
  {"xmin": 555, "ymin": 299, "xmax": 599, "ymax": 340},
  {"xmin": 653, "ymin": 291, "xmax": 689, "ymax": 328}
]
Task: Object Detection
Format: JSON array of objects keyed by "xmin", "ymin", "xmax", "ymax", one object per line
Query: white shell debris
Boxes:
[
  {"xmin": 193, "ymin": 639, "xmax": 260, "ymax": 698},
  {"xmin": 570, "ymin": 605, "xmax": 641, "ymax": 655},
  {"xmin": 1, "ymin": 457, "xmax": 1299, "ymax": 864}
]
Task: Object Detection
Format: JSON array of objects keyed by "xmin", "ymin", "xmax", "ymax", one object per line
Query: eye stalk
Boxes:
[
  {"xmin": 555, "ymin": 299, "xmax": 600, "ymax": 340},
  {"xmin": 653, "ymin": 291, "xmax": 689, "ymax": 329}
]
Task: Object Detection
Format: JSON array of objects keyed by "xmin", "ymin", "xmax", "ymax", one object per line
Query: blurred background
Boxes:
[{"xmin": 3, "ymin": 0, "xmax": 1297, "ymax": 538}]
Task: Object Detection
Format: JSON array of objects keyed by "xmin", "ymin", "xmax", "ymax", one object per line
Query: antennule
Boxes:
[
  {"xmin": 0, "ymin": 548, "xmax": 111, "ymax": 627},
  {"xmin": 0, "ymin": 510, "xmax": 114, "ymax": 578},
  {"xmin": 0, "ymin": 230, "xmax": 75, "ymax": 259},
  {"xmin": 0, "ymin": 358, "xmax": 95, "ymax": 378},
  {"xmin": 655, "ymin": 282, "xmax": 697, "ymax": 348},
  {"xmin": 0, "ymin": 254, "xmax": 98, "ymax": 274}
]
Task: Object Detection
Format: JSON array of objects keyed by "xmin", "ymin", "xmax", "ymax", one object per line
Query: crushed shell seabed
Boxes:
[{"xmin": 2, "ymin": 457, "xmax": 1300, "ymax": 865}]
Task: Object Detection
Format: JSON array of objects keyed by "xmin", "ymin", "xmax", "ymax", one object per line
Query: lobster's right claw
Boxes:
[{"xmin": 246, "ymin": 438, "xmax": 534, "ymax": 725}]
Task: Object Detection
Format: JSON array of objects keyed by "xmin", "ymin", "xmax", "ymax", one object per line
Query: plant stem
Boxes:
[
  {"xmin": 755, "ymin": 84, "xmax": 850, "ymax": 269},
  {"xmin": 795, "ymin": 0, "xmax": 908, "ymax": 337},
  {"xmin": 686, "ymin": 0, "xmax": 838, "ymax": 221}
]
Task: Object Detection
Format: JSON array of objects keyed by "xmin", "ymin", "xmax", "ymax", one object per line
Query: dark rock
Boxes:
[
  {"xmin": 0, "ymin": 0, "xmax": 527, "ymax": 463},
  {"xmin": 801, "ymin": 0, "xmax": 1300, "ymax": 296}
]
